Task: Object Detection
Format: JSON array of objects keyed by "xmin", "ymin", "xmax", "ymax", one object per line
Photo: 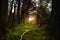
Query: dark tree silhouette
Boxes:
[{"xmin": 0, "ymin": 0, "xmax": 8, "ymax": 40}]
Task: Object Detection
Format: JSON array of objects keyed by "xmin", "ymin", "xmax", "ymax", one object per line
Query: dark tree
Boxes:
[{"xmin": 0, "ymin": 0, "xmax": 8, "ymax": 40}]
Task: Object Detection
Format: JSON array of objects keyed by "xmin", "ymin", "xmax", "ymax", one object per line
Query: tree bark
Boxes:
[{"xmin": 0, "ymin": 0, "xmax": 8, "ymax": 40}]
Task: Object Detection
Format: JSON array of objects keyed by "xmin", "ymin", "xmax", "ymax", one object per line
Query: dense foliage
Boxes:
[{"xmin": 6, "ymin": 23, "xmax": 47, "ymax": 40}]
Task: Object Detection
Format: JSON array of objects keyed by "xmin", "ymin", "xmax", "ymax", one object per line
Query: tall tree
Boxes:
[
  {"xmin": 17, "ymin": 0, "xmax": 21, "ymax": 24},
  {"xmin": 0, "ymin": 0, "xmax": 8, "ymax": 40}
]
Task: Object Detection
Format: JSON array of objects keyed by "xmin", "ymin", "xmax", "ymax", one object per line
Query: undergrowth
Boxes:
[{"xmin": 6, "ymin": 23, "xmax": 47, "ymax": 40}]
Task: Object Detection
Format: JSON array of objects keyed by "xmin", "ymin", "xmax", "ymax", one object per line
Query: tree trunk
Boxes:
[
  {"xmin": 0, "ymin": 0, "xmax": 8, "ymax": 40},
  {"xmin": 17, "ymin": 0, "xmax": 21, "ymax": 24}
]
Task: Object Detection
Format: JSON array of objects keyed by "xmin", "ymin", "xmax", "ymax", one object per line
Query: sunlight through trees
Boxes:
[{"xmin": 6, "ymin": 0, "xmax": 52, "ymax": 40}]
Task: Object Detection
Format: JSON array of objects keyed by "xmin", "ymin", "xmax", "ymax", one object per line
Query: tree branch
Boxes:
[{"xmin": 20, "ymin": 29, "xmax": 30, "ymax": 40}]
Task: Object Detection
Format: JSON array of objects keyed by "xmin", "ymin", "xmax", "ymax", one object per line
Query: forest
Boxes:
[{"xmin": 0, "ymin": 0, "xmax": 54, "ymax": 40}]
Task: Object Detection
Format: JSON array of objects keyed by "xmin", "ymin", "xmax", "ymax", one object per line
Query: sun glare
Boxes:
[{"xmin": 28, "ymin": 16, "xmax": 34, "ymax": 22}]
